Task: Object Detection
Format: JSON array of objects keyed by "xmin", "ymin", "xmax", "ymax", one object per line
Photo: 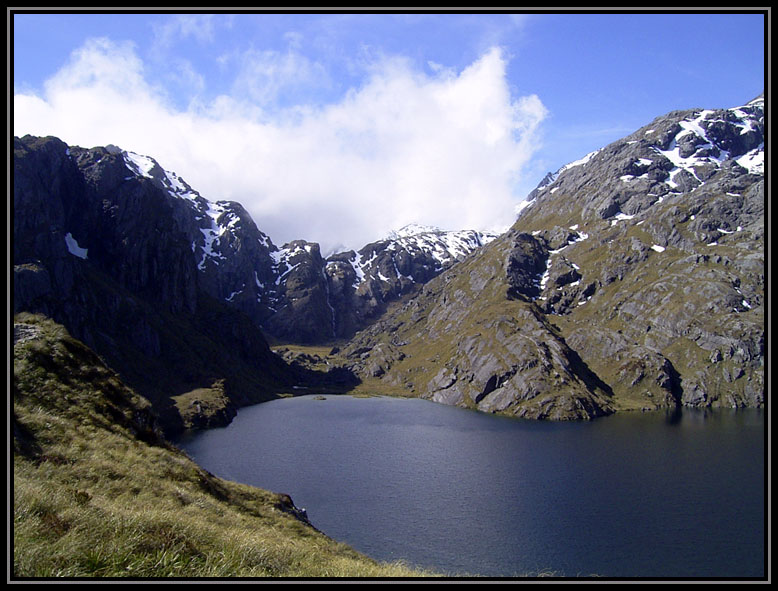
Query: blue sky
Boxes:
[{"xmin": 12, "ymin": 10, "xmax": 767, "ymax": 253}]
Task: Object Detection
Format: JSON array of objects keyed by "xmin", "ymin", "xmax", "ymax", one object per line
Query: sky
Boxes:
[{"xmin": 11, "ymin": 10, "xmax": 767, "ymax": 254}]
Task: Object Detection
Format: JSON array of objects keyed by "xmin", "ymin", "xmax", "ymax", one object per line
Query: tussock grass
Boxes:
[{"xmin": 12, "ymin": 314, "xmax": 436, "ymax": 579}]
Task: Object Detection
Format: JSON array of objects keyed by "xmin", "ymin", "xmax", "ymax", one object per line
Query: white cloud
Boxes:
[{"xmin": 14, "ymin": 39, "xmax": 547, "ymax": 254}]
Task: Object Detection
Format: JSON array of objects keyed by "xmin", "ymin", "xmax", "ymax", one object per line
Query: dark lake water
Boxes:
[{"xmin": 177, "ymin": 395, "xmax": 765, "ymax": 579}]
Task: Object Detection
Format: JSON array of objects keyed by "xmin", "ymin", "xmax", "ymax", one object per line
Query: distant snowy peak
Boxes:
[
  {"xmin": 340, "ymin": 225, "xmax": 498, "ymax": 290},
  {"xmin": 392, "ymin": 228, "xmax": 497, "ymax": 262},
  {"xmin": 386, "ymin": 223, "xmax": 444, "ymax": 240},
  {"xmin": 385, "ymin": 223, "xmax": 498, "ymax": 256}
]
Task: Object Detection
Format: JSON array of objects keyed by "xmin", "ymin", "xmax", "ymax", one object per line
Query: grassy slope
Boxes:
[{"xmin": 12, "ymin": 313, "xmax": 434, "ymax": 579}]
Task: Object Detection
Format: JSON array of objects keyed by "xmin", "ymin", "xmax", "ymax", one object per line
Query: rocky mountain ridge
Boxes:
[
  {"xmin": 16, "ymin": 139, "xmax": 494, "ymax": 344},
  {"xmin": 126, "ymin": 144, "xmax": 499, "ymax": 344},
  {"xmin": 338, "ymin": 95, "xmax": 764, "ymax": 419},
  {"xmin": 13, "ymin": 136, "xmax": 340, "ymax": 436},
  {"xmin": 262, "ymin": 224, "xmax": 496, "ymax": 342}
]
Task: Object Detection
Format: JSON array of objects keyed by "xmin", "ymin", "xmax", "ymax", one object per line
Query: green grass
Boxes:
[{"xmin": 12, "ymin": 313, "xmax": 437, "ymax": 579}]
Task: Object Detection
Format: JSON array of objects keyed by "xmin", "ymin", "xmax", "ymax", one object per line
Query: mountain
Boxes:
[
  {"xmin": 14, "ymin": 135, "xmax": 495, "ymax": 345},
  {"xmin": 12, "ymin": 95, "xmax": 764, "ymax": 427},
  {"xmin": 12, "ymin": 136, "xmax": 347, "ymax": 436},
  {"xmin": 12, "ymin": 134, "xmax": 497, "ymax": 431},
  {"xmin": 203, "ymin": 221, "xmax": 496, "ymax": 344},
  {"xmin": 119, "ymin": 146, "xmax": 499, "ymax": 344},
  {"xmin": 267, "ymin": 225, "xmax": 496, "ymax": 342},
  {"xmin": 338, "ymin": 96, "xmax": 764, "ymax": 419}
]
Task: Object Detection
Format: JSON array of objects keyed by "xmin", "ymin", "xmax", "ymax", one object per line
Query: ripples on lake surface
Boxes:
[{"xmin": 178, "ymin": 395, "xmax": 765, "ymax": 579}]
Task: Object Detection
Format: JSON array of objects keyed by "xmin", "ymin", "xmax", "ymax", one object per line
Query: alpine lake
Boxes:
[{"xmin": 177, "ymin": 394, "xmax": 765, "ymax": 579}]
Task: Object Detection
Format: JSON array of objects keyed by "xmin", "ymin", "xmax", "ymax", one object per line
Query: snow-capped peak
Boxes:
[
  {"xmin": 119, "ymin": 148, "xmax": 256, "ymax": 273},
  {"xmin": 386, "ymin": 223, "xmax": 444, "ymax": 240},
  {"xmin": 123, "ymin": 151, "xmax": 158, "ymax": 179},
  {"xmin": 122, "ymin": 150, "xmax": 201, "ymax": 203}
]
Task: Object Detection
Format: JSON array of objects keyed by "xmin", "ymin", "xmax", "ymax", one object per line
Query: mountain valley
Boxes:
[
  {"xmin": 13, "ymin": 95, "xmax": 765, "ymax": 430},
  {"xmin": 11, "ymin": 93, "xmax": 766, "ymax": 580}
]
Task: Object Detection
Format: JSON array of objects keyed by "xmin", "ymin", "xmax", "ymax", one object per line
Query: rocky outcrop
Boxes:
[
  {"xmin": 504, "ymin": 232, "xmax": 549, "ymax": 300},
  {"xmin": 264, "ymin": 240, "xmax": 334, "ymax": 343}
]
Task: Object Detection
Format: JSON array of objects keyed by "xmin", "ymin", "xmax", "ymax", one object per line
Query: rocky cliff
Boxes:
[
  {"xmin": 339, "ymin": 96, "xmax": 764, "ymax": 418},
  {"xmin": 13, "ymin": 136, "xmax": 339, "ymax": 436}
]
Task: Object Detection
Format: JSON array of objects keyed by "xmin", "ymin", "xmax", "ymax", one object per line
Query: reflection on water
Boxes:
[
  {"xmin": 664, "ymin": 406, "xmax": 683, "ymax": 425},
  {"xmin": 179, "ymin": 397, "xmax": 765, "ymax": 579}
]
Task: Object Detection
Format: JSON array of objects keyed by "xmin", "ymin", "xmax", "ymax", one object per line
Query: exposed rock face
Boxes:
[
  {"xmin": 339, "ymin": 96, "xmax": 764, "ymax": 417},
  {"xmin": 264, "ymin": 240, "xmax": 335, "ymax": 343},
  {"xmin": 519, "ymin": 95, "xmax": 765, "ymax": 411},
  {"xmin": 14, "ymin": 136, "xmax": 301, "ymax": 436}
]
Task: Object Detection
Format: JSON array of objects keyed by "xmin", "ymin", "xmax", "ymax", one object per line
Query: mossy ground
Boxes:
[{"xmin": 12, "ymin": 314, "xmax": 436, "ymax": 579}]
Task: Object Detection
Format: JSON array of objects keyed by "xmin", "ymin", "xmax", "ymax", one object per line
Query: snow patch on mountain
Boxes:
[
  {"xmin": 651, "ymin": 99, "xmax": 763, "ymax": 190},
  {"xmin": 123, "ymin": 151, "xmax": 157, "ymax": 179},
  {"xmin": 124, "ymin": 150, "xmax": 204, "ymax": 207},
  {"xmin": 64, "ymin": 232, "xmax": 88, "ymax": 259},
  {"xmin": 736, "ymin": 147, "xmax": 764, "ymax": 175},
  {"xmin": 271, "ymin": 246, "xmax": 301, "ymax": 285},
  {"xmin": 536, "ymin": 148, "xmax": 604, "ymax": 194},
  {"xmin": 559, "ymin": 148, "xmax": 603, "ymax": 174},
  {"xmin": 395, "ymin": 229, "xmax": 496, "ymax": 267},
  {"xmin": 610, "ymin": 213, "xmax": 635, "ymax": 226},
  {"xmin": 196, "ymin": 201, "xmax": 245, "ymax": 270}
]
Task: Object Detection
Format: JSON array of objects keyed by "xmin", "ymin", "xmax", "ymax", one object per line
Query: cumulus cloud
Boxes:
[{"xmin": 14, "ymin": 38, "xmax": 547, "ymax": 254}]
